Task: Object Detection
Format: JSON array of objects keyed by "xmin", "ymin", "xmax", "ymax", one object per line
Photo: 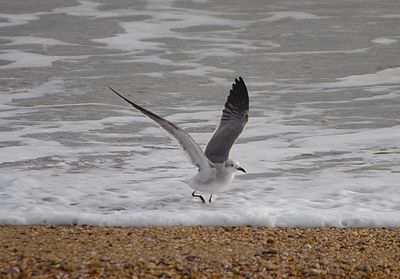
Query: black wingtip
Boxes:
[
  {"xmin": 232, "ymin": 76, "xmax": 246, "ymax": 92},
  {"xmin": 108, "ymin": 86, "xmax": 138, "ymax": 108},
  {"xmin": 232, "ymin": 76, "xmax": 248, "ymax": 94},
  {"xmin": 229, "ymin": 76, "xmax": 249, "ymax": 109},
  {"xmin": 108, "ymin": 86, "xmax": 175, "ymax": 127},
  {"xmin": 108, "ymin": 86, "xmax": 124, "ymax": 100},
  {"xmin": 237, "ymin": 76, "xmax": 245, "ymax": 85}
]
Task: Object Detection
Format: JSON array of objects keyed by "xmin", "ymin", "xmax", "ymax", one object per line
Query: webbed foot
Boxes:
[{"xmin": 192, "ymin": 191, "xmax": 206, "ymax": 204}]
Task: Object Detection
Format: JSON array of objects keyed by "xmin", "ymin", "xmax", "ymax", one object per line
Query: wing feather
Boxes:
[
  {"xmin": 204, "ymin": 77, "xmax": 249, "ymax": 163},
  {"xmin": 109, "ymin": 87, "xmax": 213, "ymax": 170}
]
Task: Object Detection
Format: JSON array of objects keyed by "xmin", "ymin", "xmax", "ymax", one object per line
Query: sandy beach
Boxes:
[{"xmin": 0, "ymin": 226, "xmax": 399, "ymax": 278}]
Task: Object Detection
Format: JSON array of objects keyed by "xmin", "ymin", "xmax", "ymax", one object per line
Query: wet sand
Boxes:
[{"xmin": 0, "ymin": 226, "xmax": 399, "ymax": 278}]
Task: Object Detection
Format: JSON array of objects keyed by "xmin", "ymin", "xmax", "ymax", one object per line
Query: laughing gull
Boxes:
[{"xmin": 109, "ymin": 77, "xmax": 249, "ymax": 203}]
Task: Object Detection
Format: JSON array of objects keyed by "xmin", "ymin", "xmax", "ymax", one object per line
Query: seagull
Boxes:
[{"xmin": 109, "ymin": 77, "xmax": 249, "ymax": 203}]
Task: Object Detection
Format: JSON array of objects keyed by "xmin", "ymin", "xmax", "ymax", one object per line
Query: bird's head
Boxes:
[{"xmin": 225, "ymin": 159, "xmax": 246, "ymax": 173}]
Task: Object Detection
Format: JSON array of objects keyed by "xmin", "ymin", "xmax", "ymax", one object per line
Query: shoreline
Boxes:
[{"xmin": 0, "ymin": 226, "xmax": 399, "ymax": 278}]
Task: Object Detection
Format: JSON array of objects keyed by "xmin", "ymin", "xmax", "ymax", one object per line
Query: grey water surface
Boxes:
[{"xmin": 0, "ymin": 0, "xmax": 399, "ymax": 226}]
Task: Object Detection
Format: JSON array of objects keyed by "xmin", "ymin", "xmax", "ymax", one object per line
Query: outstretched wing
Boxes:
[
  {"xmin": 205, "ymin": 77, "xmax": 249, "ymax": 163},
  {"xmin": 109, "ymin": 87, "xmax": 214, "ymax": 171}
]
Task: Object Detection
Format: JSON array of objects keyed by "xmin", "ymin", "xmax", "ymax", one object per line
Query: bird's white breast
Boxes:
[{"xmin": 185, "ymin": 164, "xmax": 235, "ymax": 194}]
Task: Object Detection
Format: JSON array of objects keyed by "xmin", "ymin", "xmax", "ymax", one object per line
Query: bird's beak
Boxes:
[{"xmin": 237, "ymin": 167, "xmax": 246, "ymax": 173}]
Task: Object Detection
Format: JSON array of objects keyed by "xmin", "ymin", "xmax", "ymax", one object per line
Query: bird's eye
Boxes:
[{"xmin": 229, "ymin": 164, "xmax": 234, "ymax": 167}]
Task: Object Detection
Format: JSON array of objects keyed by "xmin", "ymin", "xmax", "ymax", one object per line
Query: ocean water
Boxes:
[{"xmin": 1, "ymin": 0, "xmax": 399, "ymax": 227}]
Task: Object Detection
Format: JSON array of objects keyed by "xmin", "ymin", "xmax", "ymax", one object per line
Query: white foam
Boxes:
[
  {"xmin": 381, "ymin": 14, "xmax": 400, "ymax": 18},
  {"xmin": 0, "ymin": 36, "xmax": 73, "ymax": 46},
  {"xmin": 53, "ymin": 0, "xmax": 142, "ymax": 19},
  {"xmin": 265, "ymin": 11, "xmax": 326, "ymax": 22},
  {"xmin": 293, "ymin": 125, "xmax": 400, "ymax": 151},
  {"xmin": 0, "ymin": 79, "xmax": 64, "ymax": 104},
  {"xmin": 316, "ymin": 67, "xmax": 400, "ymax": 89},
  {"xmin": 185, "ymin": 48, "xmax": 241, "ymax": 58},
  {"xmin": 2, "ymin": 90, "xmax": 399, "ymax": 227},
  {"xmin": 0, "ymin": 12, "xmax": 41, "ymax": 27},
  {"xmin": 372, "ymin": 37, "xmax": 397, "ymax": 45},
  {"xmin": 265, "ymin": 48, "xmax": 369, "ymax": 56},
  {"xmin": 92, "ymin": 12, "xmax": 244, "ymax": 52},
  {"xmin": 0, "ymin": 50, "xmax": 88, "ymax": 69}
]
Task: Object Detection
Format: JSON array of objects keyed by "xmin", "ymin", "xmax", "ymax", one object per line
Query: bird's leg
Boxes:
[
  {"xmin": 208, "ymin": 194, "xmax": 213, "ymax": 203},
  {"xmin": 192, "ymin": 191, "xmax": 206, "ymax": 204}
]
